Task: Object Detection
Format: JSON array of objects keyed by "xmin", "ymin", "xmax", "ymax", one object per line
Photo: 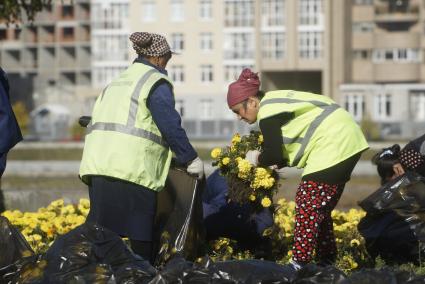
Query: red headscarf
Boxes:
[{"xmin": 227, "ymin": 68, "xmax": 261, "ymax": 108}]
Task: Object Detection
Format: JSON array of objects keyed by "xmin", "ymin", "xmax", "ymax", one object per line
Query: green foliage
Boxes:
[
  {"xmin": 69, "ymin": 119, "xmax": 86, "ymax": 141},
  {"xmin": 12, "ymin": 101, "xmax": 29, "ymax": 135},
  {"xmin": 0, "ymin": 0, "xmax": 53, "ymax": 24},
  {"xmin": 360, "ymin": 114, "xmax": 381, "ymax": 141}
]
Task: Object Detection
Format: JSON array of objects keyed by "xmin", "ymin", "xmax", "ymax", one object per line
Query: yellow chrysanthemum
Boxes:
[
  {"xmin": 258, "ymin": 134, "xmax": 264, "ymax": 144},
  {"xmin": 261, "ymin": 197, "xmax": 272, "ymax": 208},
  {"xmin": 249, "ymin": 195, "xmax": 256, "ymax": 201},
  {"xmin": 211, "ymin": 148, "xmax": 222, "ymax": 159},
  {"xmin": 231, "ymin": 133, "xmax": 241, "ymax": 144},
  {"xmin": 222, "ymin": 157, "xmax": 230, "ymax": 165}
]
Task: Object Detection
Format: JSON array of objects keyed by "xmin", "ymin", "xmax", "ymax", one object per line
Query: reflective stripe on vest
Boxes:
[
  {"xmin": 260, "ymin": 97, "xmax": 340, "ymax": 167},
  {"xmin": 87, "ymin": 69, "xmax": 169, "ymax": 148}
]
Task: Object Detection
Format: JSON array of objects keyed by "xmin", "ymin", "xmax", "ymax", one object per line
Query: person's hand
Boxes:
[
  {"xmin": 187, "ymin": 157, "xmax": 204, "ymax": 179},
  {"xmin": 392, "ymin": 162, "xmax": 405, "ymax": 179},
  {"xmin": 245, "ymin": 150, "xmax": 261, "ymax": 166}
]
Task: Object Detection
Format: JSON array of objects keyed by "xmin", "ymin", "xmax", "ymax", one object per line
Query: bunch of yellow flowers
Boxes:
[
  {"xmin": 1, "ymin": 199, "xmax": 90, "ymax": 253},
  {"xmin": 211, "ymin": 131, "xmax": 278, "ymax": 211}
]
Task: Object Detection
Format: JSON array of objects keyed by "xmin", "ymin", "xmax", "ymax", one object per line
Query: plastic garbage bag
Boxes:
[
  {"xmin": 150, "ymin": 255, "xmax": 296, "ymax": 284},
  {"xmin": 0, "ymin": 216, "xmax": 34, "ymax": 269},
  {"xmin": 153, "ymin": 166, "xmax": 205, "ymax": 266},
  {"xmin": 294, "ymin": 264, "xmax": 347, "ymax": 284},
  {"xmin": 0, "ymin": 254, "xmax": 46, "ymax": 284},
  {"xmin": 358, "ymin": 172, "xmax": 425, "ymax": 264},
  {"xmin": 358, "ymin": 171, "xmax": 425, "ymax": 214},
  {"xmin": 44, "ymin": 223, "xmax": 156, "ymax": 283}
]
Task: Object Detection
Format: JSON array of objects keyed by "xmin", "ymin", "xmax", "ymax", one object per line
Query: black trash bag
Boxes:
[
  {"xmin": 358, "ymin": 171, "xmax": 425, "ymax": 214},
  {"xmin": 0, "ymin": 254, "xmax": 46, "ymax": 284},
  {"xmin": 341, "ymin": 267, "xmax": 425, "ymax": 284},
  {"xmin": 358, "ymin": 212, "xmax": 419, "ymax": 264},
  {"xmin": 44, "ymin": 223, "xmax": 156, "ymax": 283},
  {"xmin": 358, "ymin": 172, "xmax": 425, "ymax": 264},
  {"xmin": 0, "ymin": 216, "xmax": 34, "ymax": 269},
  {"xmin": 343, "ymin": 268, "xmax": 398, "ymax": 284},
  {"xmin": 207, "ymin": 259, "xmax": 296, "ymax": 284},
  {"xmin": 293, "ymin": 264, "xmax": 347, "ymax": 284},
  {"xmin": 151, "ymin": 255, "xmax": 295, "ymax": 284},
  {"xmin": 153, "ymin": 166, "xmax": 205, "ymax": 266}
]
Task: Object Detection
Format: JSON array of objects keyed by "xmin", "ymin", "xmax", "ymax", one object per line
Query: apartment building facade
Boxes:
[
  {"xmin": 0, "ymin": 0, "xmax": 93, "ymax": 139},
  {"xmin": 1, "ymin": 0, "xmax": 423, "ymax": 140},
  {"xmin": 130, "ymin": 0, "xmax": 253, "ymax": 139},
  {"xmin": 131, "ymin": 0, "xmax": 425, "ymax": 140},
  {"xmin": 91, "ymin": 0, "xmax": 130, "ymax": 89},
  {"xmin": 341, "ymin": 0, "xmax": 425, "ymax": 138}
]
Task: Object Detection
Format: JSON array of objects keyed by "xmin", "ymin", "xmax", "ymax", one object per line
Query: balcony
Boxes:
[
  {"xmin": 374, "ymin": 32, "xmax": 420, "ymax": 48},
  {"xmin": 375, "ymin": 0, "xmax": 419, "ymax": 23},
  {"xmin": 374, "ymin": 62, "xmax": 420, "ymax": 82}
]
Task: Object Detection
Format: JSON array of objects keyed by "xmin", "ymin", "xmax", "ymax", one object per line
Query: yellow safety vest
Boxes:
[
  {"xmin": 79, "ymin": 63, "xmax": 173, "ymax": 191},
  {"xmin": 257, "ymin": 90, "xmax": 369, "ymax": 176}
]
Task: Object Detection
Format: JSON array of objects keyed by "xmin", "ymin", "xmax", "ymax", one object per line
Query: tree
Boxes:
[{"xmin": 0, "ymin": 0, "xmax": 53, "ymax": 24}]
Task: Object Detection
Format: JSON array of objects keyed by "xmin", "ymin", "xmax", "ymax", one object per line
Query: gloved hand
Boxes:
[
  {"xmin": 245, "ymin": 150, "xmax": 261, "ymax": 166},
  {"xmin": 187, "ymin": 157, "xmax": 204, "ymax": 179}
]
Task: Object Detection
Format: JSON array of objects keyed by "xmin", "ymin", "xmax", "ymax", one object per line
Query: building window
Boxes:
[
  {"xmin": 171, "ymin": 0, "xmax": 184, "ymax": 22},
  {"xmin": 171, "ymin": 33, "xmax": 184, "ymax": 52},
  {"xmin": 298, "ymin": 0, "xmax": 323, "ymax": 26},
  {"xmin": 141, "ymin": 0, "xmax": 156, "ymax": 22},
  {"xmin": 262, "ymin": 32, "xmax": 285, "ymax": 59},
  {"xmin": 93, "ymin": 35, "xmax": 129, "ymax": 61},
  {"xmin": 352, "ymin": 22, "xmax": 374, "ymax": 33},
  {"xmin": 170, "ymin": 65, "xmax": 185, "ymax": 83},
  {"xmin": 344, "ymin": 94, "xmax": 365, "ymax": 121},
  {"xmin": 199, "ymin": 0, "xmax": 212, "ymax": 20},
  {"xmin": 175, "ymin": 99, "xmax": 185, "ymax": 117},
  {"xmin": 200, "ymin": 99, "xmax": 213, "ymax": 119},
  {"xmin": 224, "ymin": 33, "xmax": 254, "ymax": 59},
  {"xmin": 374, "ymin": 94, "xmax": 392, "ymax": 120},
  {"xmin": 261, "ymin": 0, "xmax": 284, "ymax": 26},
  {"xmin": 94, "ymin": 67, "xmax": 126, "ymax": 88},
  {"xmin": 224, "ymin": 0, "xmax": 254, "ymax": 27},
  {"xmin": 372, "ymin": 48, "xmax": 421, "ymax": 63},
  {"xmin": 353, "ymin": 0, "xmax": 373, "ymax": 4},
  {"xmin": 224, "ymin": 64, "xmax": 254, "ymax": 83},
  {"xmin": 201, "ymin": 65, "xmax": 213, "ymax": 83},
  {"xmin": 352, "ymin": 50, "xmax": 370, "ymax": 60},
  {"xmin": 298, "ymin": 31, "xmax": 322, "ymax": 59},
  {"xmin": 410, "ymin": 91, "xmax": 425, "ymax": 121},
  {"xmin": 92, "ymin": 3, "xmax": 129, "ymax": 29},
  {"xmin": 200, "ymin": 32, "xmax": 213, "ymax": 51}
]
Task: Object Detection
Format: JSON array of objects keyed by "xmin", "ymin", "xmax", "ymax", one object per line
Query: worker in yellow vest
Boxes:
[
  {"xmin": 226, "ymin": 68, "xmax": 369, "ymax": 269},
  {"xmin": 79, "ymin": 32, "xmax": 204, "ymax": 264}
]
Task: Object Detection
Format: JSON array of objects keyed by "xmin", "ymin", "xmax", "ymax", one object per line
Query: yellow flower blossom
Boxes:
[
  {"xmin": 231, "ymin": 133, "xmax": 241, "ymax": 144},
  {"xmin": 261, "ymin": 197, "xmax": 272, "ymax": 208},
  {"xmin": 249, "ymin": 195, "xmax": 256, "ymax": 201},
  {"xmin": 211, "ymin": 148, "xmax": 222, "ymax": 159},
  {"xmin": 258, "ymin": 134, "xmax": 264, "ymax": 144},
  {"xmin": 222, "ymin": 157, "xmax": 230, "ymax": 165}
]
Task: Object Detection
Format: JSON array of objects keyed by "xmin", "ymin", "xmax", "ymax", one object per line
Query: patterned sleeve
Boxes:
[{"xmin": 399, "ymin": 134, "xmax": 425, "ymax": 170}]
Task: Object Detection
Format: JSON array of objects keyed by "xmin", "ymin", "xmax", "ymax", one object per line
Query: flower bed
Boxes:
[{"xmin": 2, "ymin": 198, "xmax": 370, "ymax": 273}]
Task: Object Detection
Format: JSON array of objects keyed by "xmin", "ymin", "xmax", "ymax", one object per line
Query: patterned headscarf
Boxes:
[
  {"xmin": 129, "ymin": 32, "xmax": 172, "ymax": 57},
  {"xmin": 227, "ymin": 68, "xmax": 261, "ymax": 108}
]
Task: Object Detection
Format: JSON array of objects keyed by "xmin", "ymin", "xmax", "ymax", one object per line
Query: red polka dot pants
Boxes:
[{"xmin": 292, "ymin": 180, "xmax": 344, "ymax": 264}]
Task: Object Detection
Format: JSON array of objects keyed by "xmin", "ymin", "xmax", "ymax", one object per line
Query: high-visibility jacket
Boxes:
[
  {"xmin": 257, "ymin": 90, "xmax": 369, "ymax": 176},
  {"xmin": 79, "ymin": 63, "xmax": 173, "ymax": 191}
]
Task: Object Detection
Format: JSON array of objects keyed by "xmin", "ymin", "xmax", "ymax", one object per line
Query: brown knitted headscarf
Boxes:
[{"xmin": 129, "ymin": 32, "xmax": 172, "ymax": 57}]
